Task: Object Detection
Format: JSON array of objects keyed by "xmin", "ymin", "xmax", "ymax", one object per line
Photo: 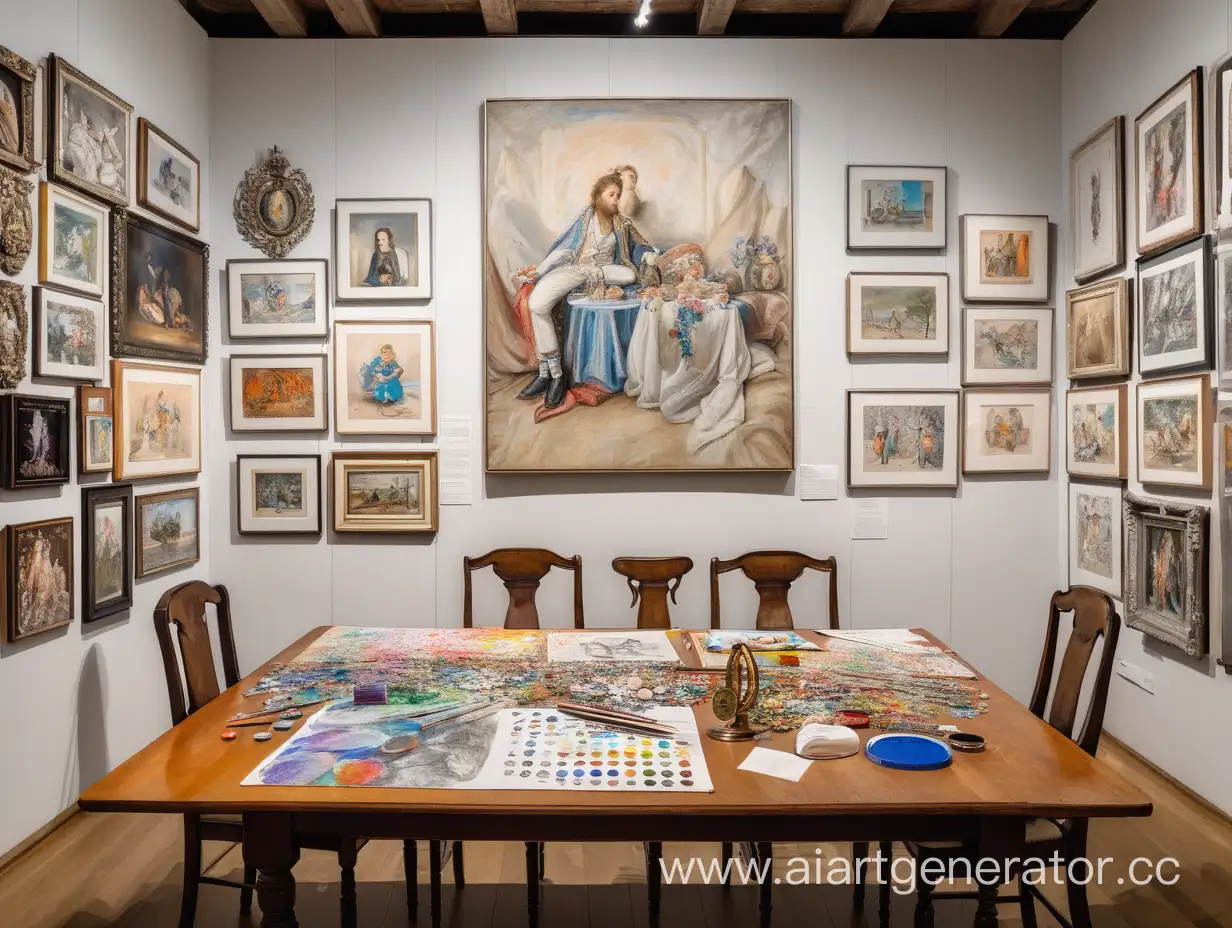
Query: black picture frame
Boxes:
[
  {"xmin": 0, "ymin": 393, "xmax": 72, "ymax": 488},
  {"xmin": 81, "ymin": 483, "xmax": 134, "ymax": 622},
  {"xmin": 236, "ymin": 453, "xmax": 323, "ymax": 536}
]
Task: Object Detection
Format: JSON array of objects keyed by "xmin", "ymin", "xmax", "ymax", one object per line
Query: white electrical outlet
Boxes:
[{"xmin": 1116, "ymin": 660, "xmax": 1155, "ymax": 694}]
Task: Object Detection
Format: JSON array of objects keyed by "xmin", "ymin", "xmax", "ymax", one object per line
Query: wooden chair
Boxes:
[
  {"xmin": 710, "ymin": 550, "xmax": 839, "ymax": 630},
  {"xmin": 153, "ymin": 581, "xmax": 438, "ymax": 928},
  {"xmin": 611, "ymin": 556, "xmax": 693, "ymax": 629},
  {"xmin": 463, "ymin": 547, "xmax": 584, "ymax": 629}
]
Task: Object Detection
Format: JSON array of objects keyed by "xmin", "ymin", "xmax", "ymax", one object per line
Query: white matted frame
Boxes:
[
  {"xmin": 137, "ymin": 118, "xmax": 200, "ymax": 233},
  {"xmin": 1215, "ymin": 239, "xmax": 1232, "ymax": 390},
  {"xmin": 229, "ymin": 354, "xmax": 328, "ymax": 432},
  {"xmin": 1136, "ymin": 373, "xmax": 1212, "ymax": 490},
  {"xmin": 38, "ymin": 182, "xmax": 107, "ymax": 299},
  {"xmin": 1137, "ymin": 236, "xmax": 1211, "ymax": 377},
  {"xmin": 111, "ymin": 360, "xmax": 202, "ymax": 480},
  {"xmin": 332, "ymin": 450, "xmax": 439, "ymax": 534},
  {"xmin": 1069, "ymin": 481, "xmax": 1123, "ymax": 600},
  {"xmin": 845, "ymin": 165, "xmax": 946, "ymax": 251},
  {"xmin": 1135, "ymin": 68, "xmax": 1203, "ymax": 258},
  {"xmin": 33, "ymin": 286, "xmax": 105, "ymax": 382},
  {"xmin": 227, "ymin": 258, "xmax": 329, "ymax": 339},
  {"xmin": 1216, "ymin": 58, "xmax": 1232, "ymax": 229},
  {"xmin": 237, "ymin": 454, "xmax": 322, "ymax": 536},
  {"xmin": 845, "ymin": 389, "xmax": 959, "ymax": 489},
  {"xmin": 1070, "ymin": 116, "xmax": 1125, "ymax": 283},
  {"xmin": 961, "ymin": 387, "xmax": 1052, "ymax": 475},
  {"xmin": 1065, "ymin": 383, "xmax": 1128, "ymax": 481},
  {"xmin": 961, "ymin": 305, "xmax": 1053, "ymax": 386},
  {"xmin": 960, "ymin": 214, "xmax": 1050, "ymax": 303},
  {"xmin": 333, "ymin": 320, "xmax": 436, "ymax": 436},
  {"xmin": 1066, "ymin": 277, "xmax": 1130, "ymax": 380},
  {"xmin": 846, "ymin": 272, "xmax": 948, "ymax": 357},
  {"xmin": 334, "ymin": 198, "xmax": 432, "ymax": 303}
]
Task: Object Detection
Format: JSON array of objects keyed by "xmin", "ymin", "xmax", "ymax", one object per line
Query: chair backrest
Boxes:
[
  {"xmin": 153, "ymin": 581, "xmax": 239, "ymax": 725},
  {"xmin": 1028, "ymin": 587, "xmax": 1121, "ymax": 758},
  {"xmin": 710, "ymin": 551, "xmax": 839, "ymax": 630},
  {"xmin": 463, "ymin": 548, "xmax": 584, "ymax": 629},
  {"xmin": 611, "ymin": 556, "xmax": 694, "ymax": 629}
]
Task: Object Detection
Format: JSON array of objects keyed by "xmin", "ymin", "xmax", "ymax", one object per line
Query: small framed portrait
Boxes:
[
  {"xmin": 47, "ymin": 55, "xmax": 132, "ymax": 208},
  {"xmin": 845, "ymin": 389, "xmax": 960, "ymax": 489},
  {"xmin": 846, "ymin": 272, "xmax": 948, "ymax": 357},
  {"xmin": 332, "ymin": 451, "xmax": 438, "ymax": 534},
  {"xmin": 137, "ymin": 118, "xmax": 200, "ymax": 233},
  {"xmin": 845, "ymin": 166, "xmax": 946, "ymax": 250},
  {"xmin": 3, "ymin": 516, "xmax": 73, "ymax": 642},
  {"xmin": 81, "ymin": 483, "xmax": 133, "ymax": 623},
  {"xmin": 961, "ymin": 306, "xmax": 1053, "ymax": 386},
  {"xmin": 111, "ymin": 209, "xmax": 208, "ymax": 364},
  {"xmin": 1216, "ymin": 58, "xmax": 1232, "ymax": 228},
  {"xmin": 237, "ymin": 454, "xmax": 322, "ymax": 536},
  {"xmin": 1069, "ymin": 116, "xmax": 1124, "ymax": 283},
  {"xmin": 0, "ymin": 393, "xmax": 71, "ymax": 488},
  {"xmin": 1137, "ymin": 236, "xmax": 1210, "ymax": 377},
  {"xmin": 1065, "ymin": 384, "xmax": 1128, "ymax": 481},
  {"xmin": 0, "ymin": 45, "xmax": 37, "ymax": 174},
  {"xmin": 33, "ymin": 287, "xmax": 105, "ymax": 381},
  {"xmin": 1068, "ymin": 482, "xmax": 1123, "ymax": 600},
  {"xmin": 78, "ymin": 384, "xmax": 113, "ymax": 475},
  {"xmin": 1135, "ymin": 68, "xmax": 1202, "ymax": 258},
  {"xmin": 334, "ymin": 198, "xmax": 432, "ymax": 302},
  {"xmin": 1215, "ymin": 239, "xmax": 1232, "ymax": 390},
  {"xmin": 1123, "ymin": 491, "xmax": 1207, "ymax": 657},
  {"xmin": 229, "ymin": 354, "xmax": 328, "ymax": 432},
  {"xmin": 38, "ymin": 182, "xmax": 107, "ymax": 299},
  {"xmin": 135, "ymin": 487, "xmax": 200, "ymax": 578},
  {"xmin": 226, "ymin": 258, "xmax": 329, "ymax": 338},
  {"xmin": 1066, "ymin": 277, "xmax": 1130, "ymax": 380},
  {"xmin": 333, "ymin": 320, "xmax": 436, "ymax": 435},
  {"xmin": 961, "ymin": 388, "xmax": 1052, "ymax": 475},
  {"xmin": 111, "ymin": 360, "xmax": 202, "ymax": 481},
  {"xmin": 1136, "ymin": 373, "xmax": 1212, "ymax": 491},
  {"xmin": 960, "ymin": 214, "xmax": 1050, "ymax": 303},
  {"xmin": 0, "ymin": 281, "xmax": 28, "ymax": 389}
]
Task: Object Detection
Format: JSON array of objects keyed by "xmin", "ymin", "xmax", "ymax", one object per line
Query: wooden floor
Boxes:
[{"xmin": 3, "ymin": 739, "xmax": 1231, "ymax": 928}]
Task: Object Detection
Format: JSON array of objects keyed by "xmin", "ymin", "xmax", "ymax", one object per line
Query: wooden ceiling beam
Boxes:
[
  {"xmin": 842, "ymin": 0, "xmax": 894, "ymax": 36},
  {"xmin": 974, "ymin": 0, "xmax": 1030, "ymax": 36},
  {"xmin": 698, "ymin": 0, "xmax": 737, "ymax": 35},
  {"xmin": 324, "ymin": 0, "xmax": 382, "ymax": 35},
  {"xmin": 479, "ymin": 0, "xmax": 519, "ymax": 34},
  {"xmin": 249, "ymin": 0, "xmax": 308, "ymax": 36}
]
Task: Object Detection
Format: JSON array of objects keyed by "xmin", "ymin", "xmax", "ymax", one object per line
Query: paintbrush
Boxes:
[
  {"xmin": 227, "ymin": 698, "xmax": 328, "ymax": 723},
  {"xmin": 557, "ymin": 702, "xmax": 678, "ymax": 737}
]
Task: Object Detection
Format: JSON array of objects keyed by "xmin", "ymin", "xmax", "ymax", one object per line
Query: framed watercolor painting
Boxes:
[
  {"xmin": 111, "ymin": 360, "xmax": 201, "ymax": 480},
  {"xmin": 1065, "ymin": 277, "xmax": 1130, "ymax": 380},
  {"xmin": 81, "ymin": 483, "xmax": 133, "ymax": 622},
  {"xmin": 334, "ymin": 320, "xmax": 435, "ymax": 435},
  {"xmin": 111, "ymin": 209, "xmax": 208, "ymax": 364},
  {"xmin": 332, "ymin": 450, "xmax": 438, "ymax": 534},
  {"xmin": 1216, "ymin": 238, "xmax": 1232, "ymax": 390},
  {"xmin": 845, "ymin": 165, "xmax": 946, "ymax": 251},
  {"xmin": 335, "ymin": 198, "xmax": 432, "ymax": 302},
  {"xmin": 78, "ymin": 384, "xmax": 113, "ymax": 475},
  {"xmin": 1135, "ymin": 68, "xmax": 1203, "ymax": 257},
  {"xmin": 0, "ymin": 393, "xmax": 71, "ymax": 488},
  {"xmin": 845, "ymin": 389, "xmax": 959, "ymax": 489},
  {"xmin": 229, "ymin": 354, "xmax": 327, "ymax": 432},
  {"xmin": 1065, "ymin": 384, "xmax": 1128, "ymax": 480},
  {"xmin": 226, "ymin": 258, "xmax": 328, "ymax": 338},
  {"xmin": 38, "ymin": 183, "xmax": 107, "ymax": 299},
  {"xmin": 1069, "ymin": 116, "xmax": 1124, "ymax": 283},
  {"xmin": 846, "ymin": 272, "xmax": 948, "ymax": 357},
  {"xmin": 1136, "ymin": 373, "xmax": 1212, "ymax": 490},
  {"xmin": 3, "ymin": 517, "xmax": 73, "ymax": 642},
  {"xmin": 0, "ymin": 45, "xmax": 37, "ymax": 174},
  {"xmin": 0, "ymin": 281, "xmax": 26, "ymax": 389},
  {"xmin": 1216, "ymin": 57, "xmax": 1232, "ymax": 229},
  {"xmin": 137, "ymin": 118, "xmax": 200, "ymax": 233},
  {"xmin": 1123, "ymin": 491, "xmax": 1207, "ymax": 657},
  {"xmin": 47, "ymin": 55, "xmax": 131, "ymax": 208},
  {"xmin": 960, "ymin": 214, "xmax": 1050, "ymax": 303},
  {"xmin": 961, "ymin": 306, "xmax": 1053, "ymax": 386},
  {"xmin": 1137, "ymin": 236, "xmax": 1210, "ymax": 377},
  {"xmin": 135, "ymin": 487, "xmax": 200, "ymax": 578},
  {"xmin": 237, "ymin": 454, "xmax": 322, "ymax": 536},
  {"xmin": 1068, "ymin": 482, "xmax": 1123, "ymax": 600},
  {"xmin": 33, "ymin": 287, "xmax": 105, "ymax": 381},
  {"xmin": 961, "ymin": 388, "xmax": 1052, "ymax": 475}
]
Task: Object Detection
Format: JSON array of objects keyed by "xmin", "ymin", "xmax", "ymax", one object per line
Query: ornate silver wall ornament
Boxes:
[
  {"xmin": 0, "ymin": 166, "xmax": 34, "ymax": 277},
  {"xmin": 233, "ymin": 146, "xmax": 315, "ymax": 259},
  {"xmin": 0, "ymin": 280, "xmax": 28, "ymax": 388}
]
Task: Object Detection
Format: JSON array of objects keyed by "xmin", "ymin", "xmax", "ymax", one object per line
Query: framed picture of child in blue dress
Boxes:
[
  {"xmin": 333, "ymin": 320, "xmax": 436, "ymax": 435},
  {"xmin": 334, "ymin": 198, "xmax": 432, "ymax": 303}
]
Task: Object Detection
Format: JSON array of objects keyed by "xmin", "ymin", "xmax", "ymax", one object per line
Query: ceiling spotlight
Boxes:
[{"xmin": 634, "ymin": 0, "xmax": 652, "ymax": 28}]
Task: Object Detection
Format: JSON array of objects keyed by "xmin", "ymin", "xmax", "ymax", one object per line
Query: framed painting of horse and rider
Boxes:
[{"xmin": 48, "ymin": 55, "xmax": 132, "ymax": 209}]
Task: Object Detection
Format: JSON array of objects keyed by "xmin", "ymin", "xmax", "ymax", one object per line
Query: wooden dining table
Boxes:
[{"xmin": 79, "ymin": 626, "xmax": 1152, "ymax": 928}]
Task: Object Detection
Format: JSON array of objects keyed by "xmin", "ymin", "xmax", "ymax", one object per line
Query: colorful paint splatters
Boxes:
[{"xmin": 291, "ymin": 626, "xmax": 544, "ymax": 665}]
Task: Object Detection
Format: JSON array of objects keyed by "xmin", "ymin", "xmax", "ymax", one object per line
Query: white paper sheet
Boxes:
[
  {"xmin": 737, "ymin": 746, "xmax": 813, "ymax": 782},
  {"xmin": 798, "ymin": 464, "xmax": 839, "ymax": 500},
  {"xmin": 819, "ymin": 629, "xmax": 930, "ymax": 652},
  {"xmin": 546, "ymin": 630, "xmax": 681, "ymax": 663},
  {"xmin": 851, "ymin": 498, "xmax": 890, "ymax": 539},
  {"xmin": 439, "ymin": 416, "xmax": 473, "ymax": 505}
]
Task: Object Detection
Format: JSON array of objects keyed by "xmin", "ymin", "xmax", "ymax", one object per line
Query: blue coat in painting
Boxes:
[{"xmin": 359, "ymin": 354, "xmax": 404, "ymax": 404}]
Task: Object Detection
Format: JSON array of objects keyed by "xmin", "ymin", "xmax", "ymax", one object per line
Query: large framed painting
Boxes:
[
  {"xmin": 1217, "ymin": 58, "xmax": 1232, "ymax": 229},
  {"xmin": 111, "ymin": 360, "xmax": 201, "ymax": 480},
  {"xmin": 1065, "ymin": 384, "xmax": 1128, "ymax": 481},
  {"xmin": 845, "ymin": 389, "xmax": 959, "ymax": 489},
  {"xmin": 845, "ymin": 165, "xmax": 946, "ymax": 251},
  {"xmin": 960, "ymin": 214, "xmax": 1050, "ymax": 303},
  {"xmin": 1216, "ymin": 238, "xmax": 1232, "ymax": 391},
  {"xmin": 81, "ymin": 483, "xmax": 133, "ymax": 622},
  {"xmin": 846, "ymin": 272, "xmax": 948, "ymax": 357},
  {"xmin": 335, "ymin": 198, "xmax": 432, "ymax": 303},
  {"xmin": 0, "ymin": 45, "xmax": 37, "ymax": 174},
  {"xmin": 111, "ymin": 209, "xmax": 208, "ymax": 364},
  {"xmin": 229, "ymin": 353, "xmax": 327, "ymax": 432},
  {"xmin": 1065, "ymin": 277, "xmax": 1130, "ymax": 380},
  {"xmin": 961, "ymin": 306, "xmax": 1053, "ymax": 386},
  {"xmin": 1124, "ymin": 491, "xmax": 1207, "ymax": 657},
  {"xmin": 135, "ymin": 487, "xmax": 200, "ymax": 578},
  {"xmin": 39, "ymin": 183, "xmax": 107, "ymax": 299},
  {"xmin": 237, "ymin": 454, "xmax": 322, "ymax": 536},
  {"xmin": 1069, "ymin": 116, "xmax": 1124, "ymax": 283},
  {"xmin": 33, "ymin": 287, "xmax": 105, "ymax": 382},
  {"xmin": 78, "ymin": 384, "xmax": 113, "ymax": 475},
  {"xmin": 0, "ymin": 393, "xmax": 71, "ymax": 488},
  {"xmin": 47, "ymin": 55, "xmax": 131, "ymax": 208},
  {"xmin": 137, "ymin": 118, "xmax": 200, "ymax": 233},
  {"xmin": 227, "ymin": 258, "xmax": 328, "ymax": 338},
  {"xmin": 334, "ymin": 320, "xmax": 435, "ymax": 435},
  {"xmin": 1069, "ymin": 481, "xmax": 1123, "ymax": 600},
  {"xmin": 1136, "ymin": 373, "xmax": 1212, "ymax": 490},
  {"xmin": 961, "ymin": 387, "xmax": 1052, "ymax": 475},
  {"xmin": 484, "ymin": 98, "xmax": 793, "ymax": 473},
  {"xmin": 1137, "ymin": 236, "xmax": 1210, "ymax": 377},
  {"xmin": 332, "ymin": 450, "xmax": 438, "ymax": 534},
  {"xmin": 1135, "ymin": 68, "xmax": 1203, "ymax": 258},
  {"xmin": 3, "ymin": 516, "xmax": 73, "ymax": 642}
]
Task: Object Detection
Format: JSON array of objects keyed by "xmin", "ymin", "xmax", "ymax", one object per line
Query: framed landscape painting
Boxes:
[
  {"xmin": 237, "ymin": 454, "xmax": 322, "ymax": 536},
  {"xmin": 3, "ymin": 517, "xmax": 73, "ymax": 642},
  {"xmin": 1068, "ymin": 481, "xmax": 1122, "ymax": 600},
  {"xmin": 0, "ymin": 393, "xmax": 71, "ymax": 488},
  {"xmin": 47, "ymin": 56, "xmax": 131, "ymax": 207},
  {"xmin": 38, "ymin": 183, "xmax": 106, "ymax": 299},
  {"xmin": 332, "ymin": 450, "xmax": 438, "ymax": 534},
  {"xmin": 335, "ymin": 198, "xmax": 431, "ymax": 303},
  {"xmin": 334, "ymin": 320, "xmax": 435, "ymax": 435},
  {"xmin": 81, "ymin": 483, "xmax": 133, "ymax": 622},
  {"xmin": 845, "ymin": 165, "xmax": 946, "ymax": 250},
  {"xmin": 1137, "ymin": 236, "xmax": 1210, "ymax": 377},
  {"xmin": 1066, "ymin": 384, "xmax": 1128, "ymax": 480},
  {"xmin": 846, "ymin": 389, "xmax": 959, "ymax": 489},
  {"xmin": 961, "ymin": 306, "xmax": 1053, "ymax": 386},
  {"xmin": 1135, "ymin": 68, "xmax": 1202, "ymax": 257},
  {"xmin": 136, "ymin": 487, "xmax": 200, "ymax": 577},
  {"xmin": 960, "ymin": 214, "xmax": 1050, "ymax": 303},
  {"xmin": 227, "ymin": 258, "xmax": 328, "ymax": 338},
  {"xmin": 1136, "ymin": 373, "xmax": 1212, "ymax": 490},
  {"xmin": 1066, "ymin": 277, "xmax": 1130, "ymax": 380},
  {"xmin": 1069, "ymin": 116, "xmax": 1124, "ymax": 283},
  {"xmin": 33, "ymin": 287, "xmax": 105, "ymax": 381},
  {"xmin": 78, "ymin": 384, "xmax": 113, "ymax": 475},
  {"xmin": 846, "ymin": 272, "xmax": 948, "ymax": 357},
  {"xmin": 961, "ymin": 387, "xmax": 1052, "ymax": 475},
  {"xmin": 229, "ymin": 354, "xmax": 327, "ymax": 432},
  {"xmin": 111, "ymin": 360, "xmax": 201, "ymax": 480},
  {"xmin": 137, "ymin": 118, "xmax": 200, "ymax": 233},
  {"xmin": 484, "ymin": 98, "xmax": 793, "ymax": 473}
]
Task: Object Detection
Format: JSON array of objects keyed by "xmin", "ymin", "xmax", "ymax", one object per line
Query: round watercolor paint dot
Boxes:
[
  {"xmin": 520, "ymin": 771, "xmax": 531, "ymax": 778},
  {"xmin": 658, "ymin": 740, "xmax": 671, "ymax": 748},
  {"xmin": 663, "ymin": 780, "xmax": 675, "ymax": 788},
  {"xmin": 253, "ymin": 731, "xmax": 272, "ymax": 742},
  {"xmin": 624, "ymin": 760, "xmax": 636, "ymax": 767},
  {"xmin": 591, "ymin": 751, "xmax": 601, "ymax": 758},
  {"xmin": 540, "ymin": 760, "xmax": 551, "ymax": 767},
  {"xmin": 641, "ymin": 739, "xmax": 652, "ymax": 746},
  {"xmin": 679, "ymin": 761, "xmax": 691, "ymax": 769},
  {"xmin": 574, "ymin": 761, "xmax": 585, "ymax": 767},
  {"xmin": 589, "ymin": 770, "xmax": 602, "ymax": 777},
  {"xmin": 662, "ymin": 770, "xmax": 674, "ymax": 778},
  {"xmin": 644, "ymin": 779, "xmax": 657, "ymax": 786},
  {"xmin": 504, "ymin": 770, "xmax": 514, "ymax": 777},
  {"xmin": 279, "ymin": 710, "xmax": 302, "ymax": 720},
  {"xmin": 641, "ymin": 750, "xmax": 653, "ymax": 758},
  {"xmin": 556, "ymin": 770, "xmax": 568, "ymax": 778},
  {"xmin": 625, "ymin": 769, "xmax": 636, "ymax": 777},
  {"xmin": 504, "ymin": 760, "xmax": 515, "ymax": 767},
  {"xmin": 590, "ymin": 760, "xmax": 602, "ymax": 766},
  {"xmin": 660, "ymin": 761, "xmax": 671, "ymax": 767},
  {"xmin": 658, "ymin": 751, "xmax": 669, "ymax": 757},
  {"xmin": 608, "ymin": 750, "xmax": 619, "ymax": 759},
  {"xmin": 524, "ymin": 750, "xmax": 536, "ymax": 756},
  {"xmin": 624, "ymin": 747, "xmax": 636, "ymax": 756},
  {"xmin": 522, "ymin": 761, "xmax": 533, "ymax": 767},
  {"xmin": 681, "ymin": 779, "xmax": 694, "ymax": 787},
  {"xmin": 573, "ymin": 770, "xmax": 585, "ymax": 777},
  {"xmin": 537, "ymin": 771, "xmax": 550, "ymax": 779},
  {"xmin": 607, "ymin": 769, "xmax": 619, "ymax": 776},
  {"xmin": 558, "ymin": 752, "xmax": 569, "ymax": 758},
  {"xmin": 546, "ymin": 715, "xmax": 558, "ymax": 722},
  {"xmin": 221, "ymin": 731, "xmax": 237, "ymax": 741}
]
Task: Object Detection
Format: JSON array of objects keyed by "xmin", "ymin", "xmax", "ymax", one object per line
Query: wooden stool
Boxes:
[{"xmin": 611, "ymin": 556, "xmax": 694, "ymax": 629}]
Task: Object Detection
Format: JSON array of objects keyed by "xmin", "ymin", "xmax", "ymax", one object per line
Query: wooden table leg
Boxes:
[
  {"xmin": 429, "ymin": 840, "xmax": 442, "ymax": 927},
  {"xmin": 973, "ymin": 817, "xmax": 1025, "ymax": 928},
  {"xmin": 242, "ymin": 812, "xmax": 300, "ymax": 928}
]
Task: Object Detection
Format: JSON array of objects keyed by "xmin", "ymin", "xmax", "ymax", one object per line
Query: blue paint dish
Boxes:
[{"xmin": 864, "ymin": 734, "xmax": 953, "ymax": 771}]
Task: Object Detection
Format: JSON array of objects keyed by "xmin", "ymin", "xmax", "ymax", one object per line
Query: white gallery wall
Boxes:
[
  {"xmin": 0, "ymin": 0, "xmax": 210, "ymax": 856},
  {"xmin": 1061, "ymin": 0, "xmax": 1232, "ymax": 815}
]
